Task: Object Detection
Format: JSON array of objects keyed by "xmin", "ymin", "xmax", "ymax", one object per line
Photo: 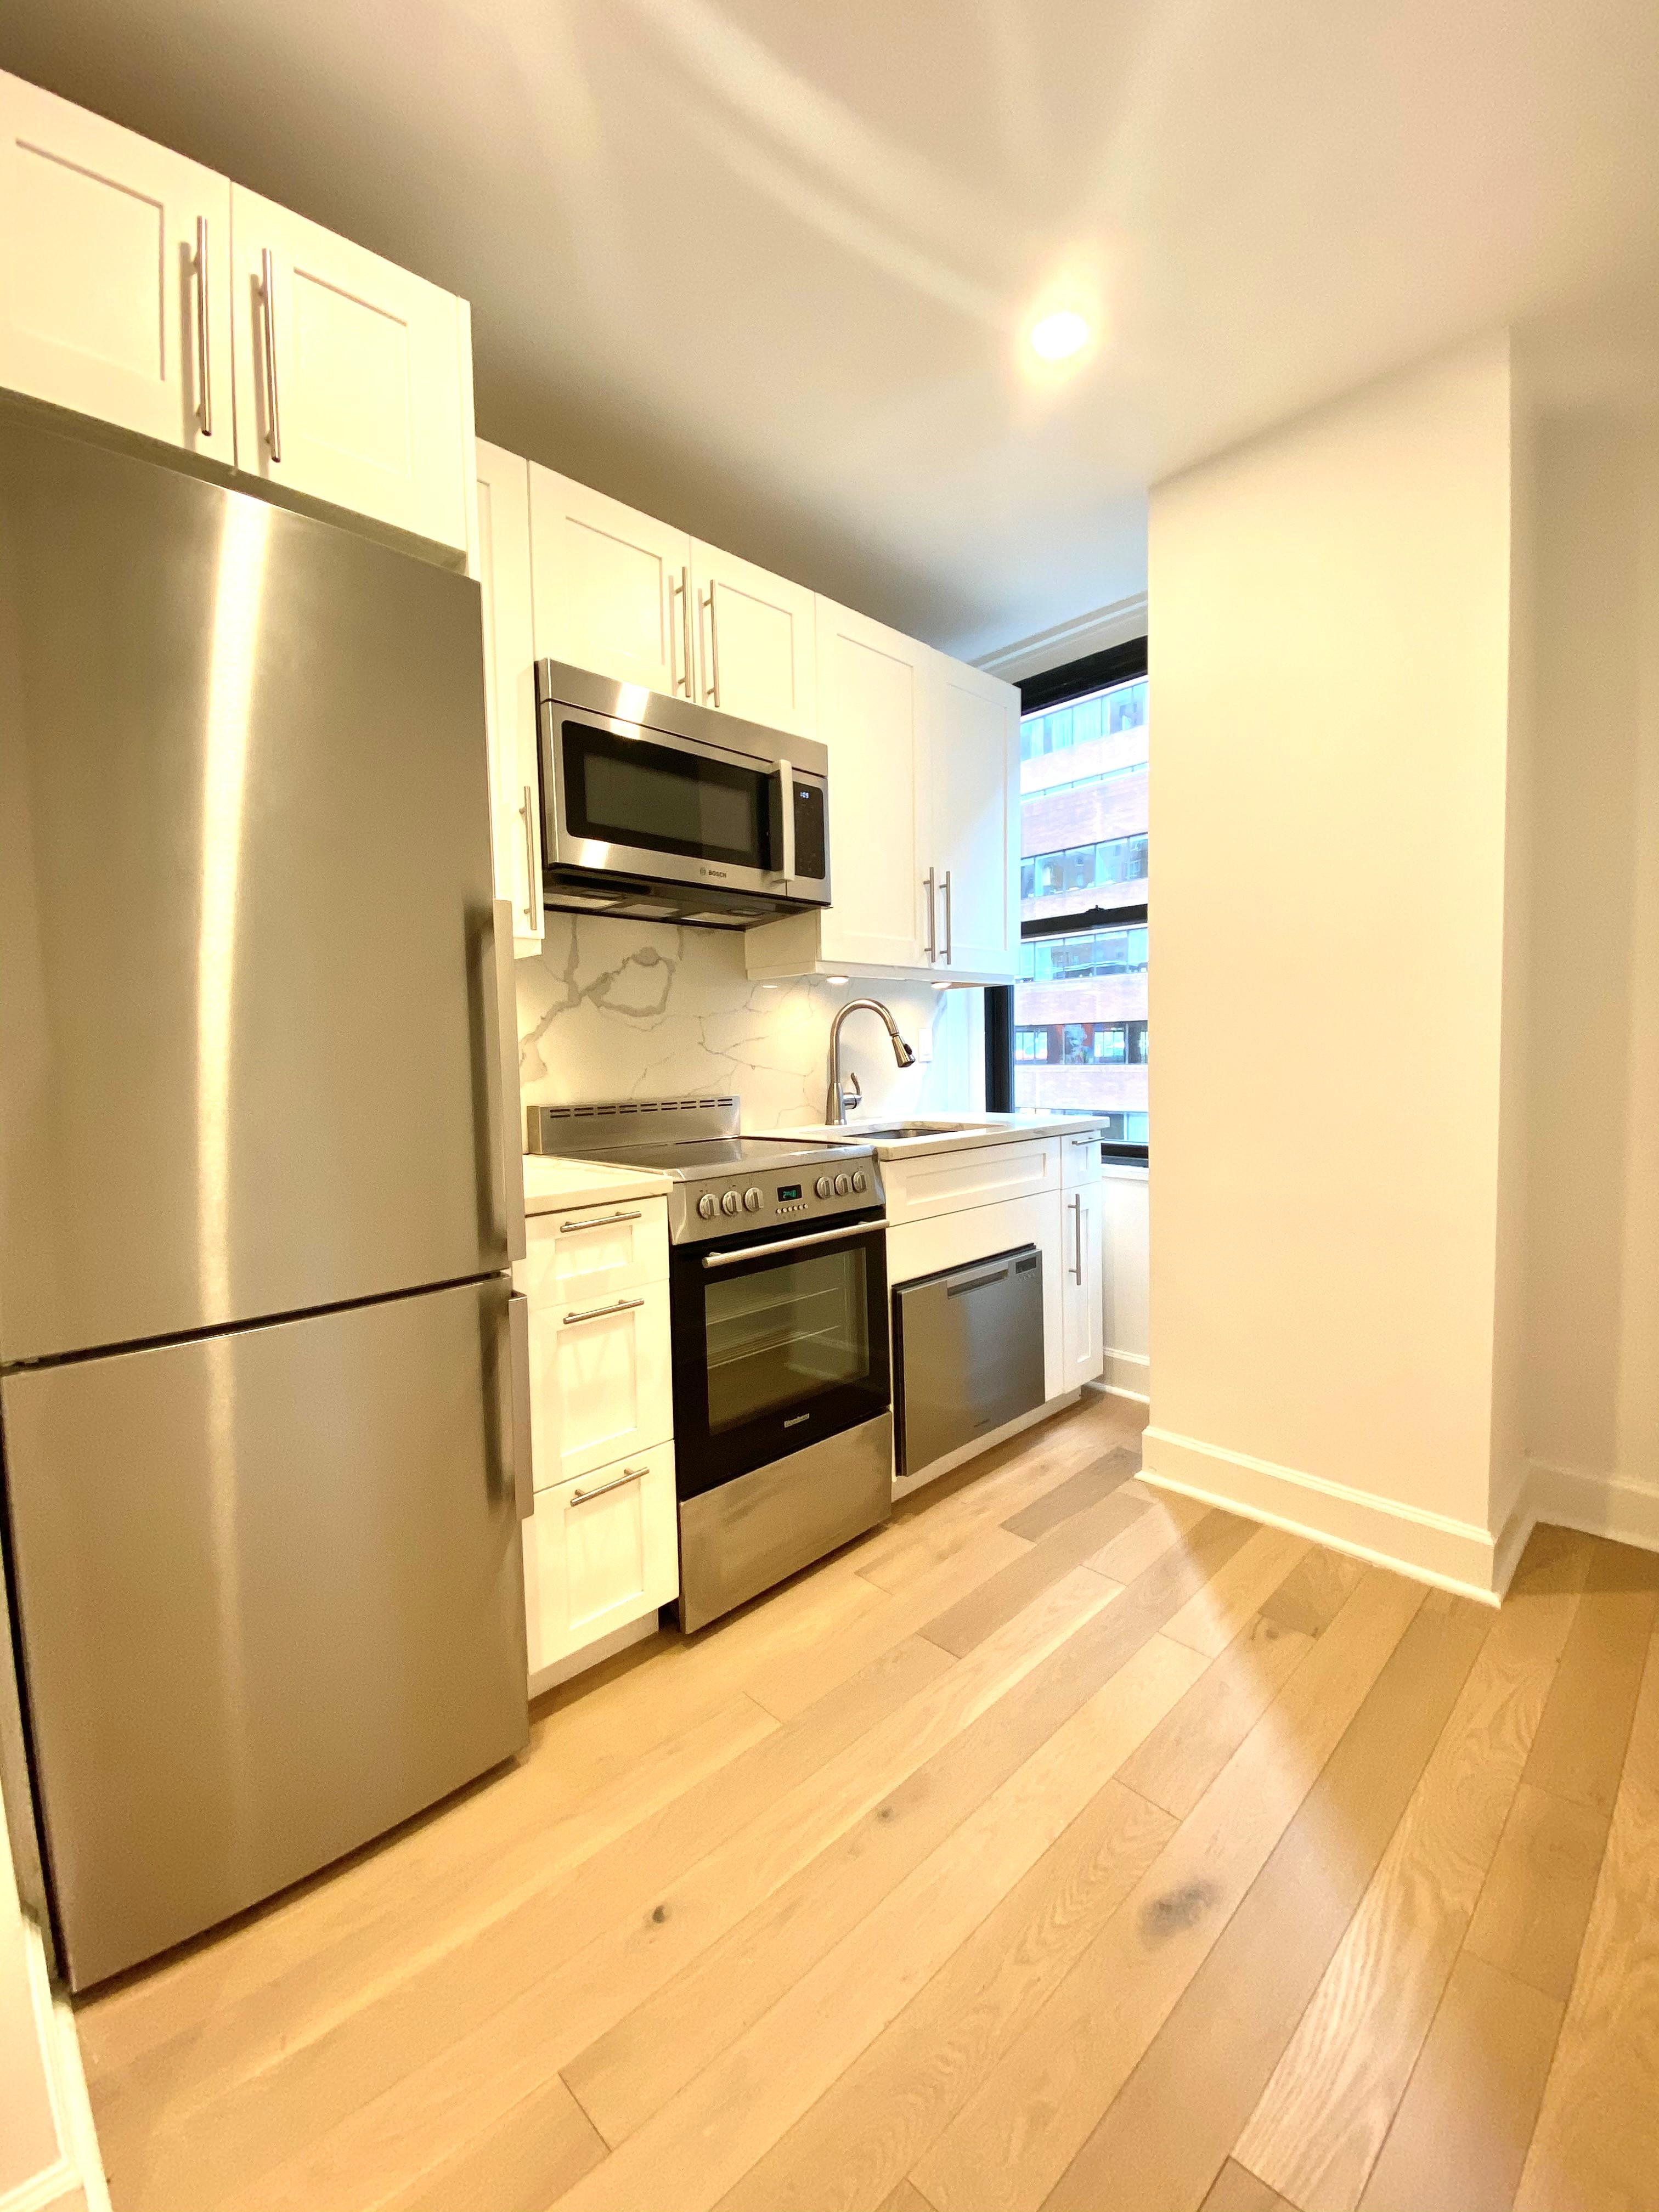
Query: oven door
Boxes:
[{"xmin": 670, "ymin": 1214, "xmax": 890, "ymax": 1499}]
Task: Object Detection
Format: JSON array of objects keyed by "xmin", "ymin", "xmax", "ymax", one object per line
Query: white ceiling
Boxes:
[{"xmin": 4, "ymin": 0, "xmax": 1659, "ymax": 659}]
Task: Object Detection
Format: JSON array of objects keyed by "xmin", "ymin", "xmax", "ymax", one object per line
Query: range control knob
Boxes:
[
  {"xmin": 696, "ymin": 1192, "xmax": 718, "ymax": 1220},
  {"xmin": 814, "ymin": 1175, "xmax": 832, "ymax": 1199},
  {"xmin": 851, "ymin": 1169, "xmax": 868, "ymax": 1193},
  {"xmin": 833, "ymin": 1172, "xmax": 851, "ymax": 1197},
  {"xmin": 720, "ymin": 1189, "xmax": 741, "ymax": 1216},
  {"xmin": 743, "ymin": 1186, "xmax": 762, "ymax": 1212}
]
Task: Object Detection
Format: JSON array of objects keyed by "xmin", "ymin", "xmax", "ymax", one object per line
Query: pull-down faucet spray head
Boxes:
[{"xmin": 826, "ymin": 997, "xmax": 917, "ymax": 1124}]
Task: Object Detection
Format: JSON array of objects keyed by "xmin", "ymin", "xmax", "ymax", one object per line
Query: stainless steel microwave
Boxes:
[{"xmin": 534, "ymin": 659, "xmax": 831, "ymax": 929}]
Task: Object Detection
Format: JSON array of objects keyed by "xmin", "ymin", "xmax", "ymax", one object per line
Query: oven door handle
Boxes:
[{"xmin": 701, "ymin": 1218, "xmax": 881, "ymax": 1269}]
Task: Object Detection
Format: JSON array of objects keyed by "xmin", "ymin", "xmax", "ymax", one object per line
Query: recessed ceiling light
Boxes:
[
  {"xmin": 825, "ymin": 975, "xmax": 849, "ymax": 985},
  {"xmin": 1029, "ymin": 308, "xmax": 1091, "ymax": 363}
]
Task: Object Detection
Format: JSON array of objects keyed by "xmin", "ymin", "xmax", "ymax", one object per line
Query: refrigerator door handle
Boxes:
[
  {"xmin": 489, "ymin": 898, "xmax": 527, "ymax": 1263},
  {"xmin": 507, "ymin": 1293, "xmax": 534, "ymax": 1519}
]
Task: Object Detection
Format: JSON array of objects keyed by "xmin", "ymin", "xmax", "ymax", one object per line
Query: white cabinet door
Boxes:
[
  {"xmin": 524, "ymin": 1440, "xmax": 679, "ymax": 1675},
  {"xmin": 690, "ymin": 541, "xmax": 817, "ymax": 738},
  {"xmin": 527, "ymin": 1280, "xmax": 673, "ymax": 1489},
  {"xmin": 0, "ymin": 71, "xmax": 232, "ymax": 463},
  {"xmin": 1060, "ymin": 1182, "xmax": 1105, "ymax": 1390},
  {"xmin": 229, "ymin": 187, "xmax": 469, "ymax": 553},
  {"xmin": 529, "ymin": 465, "xmax": 690, "ymax": 697},
  {"xmin": 929, "ymin": 652, "xmax": 1019, "ymax": 981},
  {"xmin": 475, "ymin": 439, "xmax": 543, "ymax": 951},
  {"xmin": 815, "ymin": 596, "xmax": 930, "ymax": 970}
]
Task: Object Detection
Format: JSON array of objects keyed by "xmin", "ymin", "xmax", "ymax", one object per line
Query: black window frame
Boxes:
[{"xmin": 985, "ymin": 636, "xmax": 1149, "ymax": 1164}]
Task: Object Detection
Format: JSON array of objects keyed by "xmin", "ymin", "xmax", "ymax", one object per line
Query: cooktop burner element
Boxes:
[{"xmin": 525, "ymin": 1096, "xmax": 883, "ymax": 1244}]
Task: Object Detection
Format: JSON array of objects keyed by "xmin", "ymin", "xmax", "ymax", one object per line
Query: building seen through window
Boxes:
[{"xmin": 1014, "ymin": 673, "xmax": 1148, "ymax": 1144}]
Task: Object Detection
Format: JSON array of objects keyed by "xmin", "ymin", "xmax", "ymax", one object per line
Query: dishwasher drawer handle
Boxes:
[
  {"xmin": 947, "ymin": 1265, "xmax": 1012, "ymax": 1297},
  {"xmin": 562, "ymin": 1295, "xmax": 645, "ymax": 1325},
  {"xmin": 558, "ymin": 1210, "xmax": 642, "ymax": 1233},
  {"xmin": 570, "ymin": 1464, "xmax": 649, "ymax": 1505}
]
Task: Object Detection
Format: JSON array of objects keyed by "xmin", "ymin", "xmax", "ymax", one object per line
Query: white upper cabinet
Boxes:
[
  {"xmin": 810, "ymin": 597, "xmax": 931, "ymax": 970},
  {"xmin": 475, "ymin": 438, "xmax": 543, "ymax": 952},
  {"xmin": 229, "ymin": 187, "xmax": 470, "ymax": 554},
  {"xmin": 689, "ymin": 541, "xmax": 816, "ymax": 739},
  {"xmin": 927, "ymin": 652, "xmax": 1019, "ymax": 980},
  {"xmin": 0, "ymin": 72, "xmax": 232, "ymax": 465},
  {"xmin": 530, "ymin": 465, "xmax": 689, "ymax": 697}
]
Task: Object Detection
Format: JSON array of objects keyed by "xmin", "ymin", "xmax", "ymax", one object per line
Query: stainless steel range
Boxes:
[{"xmin": 527, "ymin": 1098, "xmax": 891, "ymax": 1629}]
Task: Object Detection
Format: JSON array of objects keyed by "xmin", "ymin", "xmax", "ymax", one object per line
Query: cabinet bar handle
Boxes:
[
  {"xmin": 941, "ymin": 869, "xmax": 953, "ymax": 964},
  {"xmin": 562, "ymin": 1295, "xmax": 645, "ymax": 1324},
  {"xmin": 923, "ymin": 868, "xmax": 936, "ymax": 963},
  {"xmin": 570, "ymin": 1464, "xmax": 649, "ymax": 1505},
  {"xmin": 680, "ymin": 568, "xmax": 693, "ymax": 695},
  {"xmin": 558, "ymin": 1210, "xmax": 642, "ymax": 1233},
  {"xmin": 258, "ymin": 247, "xmax": 281, "ymax": 461},
  {"xmin": 1072, "ymin": 1193, "xmax": 1084, "ymax": 1283},
  {"xmin": 700, "ymin": 585, "xmax": 722, "ymax": 707},
  {"xmin": 520, "ymin": 785, "xmax": 542, "ymax": 932},
  {"xmin": 193, "ymin": 216, "xmax": 212, "ymax": 436}
]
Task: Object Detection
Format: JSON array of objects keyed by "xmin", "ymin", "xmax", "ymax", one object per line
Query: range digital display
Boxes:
[{"xmin": 777, "ymin": 1183, "xmax": 802, "ymax": 1202}]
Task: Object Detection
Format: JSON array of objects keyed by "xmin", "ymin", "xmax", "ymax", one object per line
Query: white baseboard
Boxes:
[
  {"xmin": 1139, "ymin": 1425, "xmax": 1505, "ymax": 1604},
  {"xmin": 1103, "ymin": 1347, "xmax": 1149, "ymax": 1402},
  {"xmin": 1526, "ymin": 1460, "xmax": 1659, "ymax": 1554}
]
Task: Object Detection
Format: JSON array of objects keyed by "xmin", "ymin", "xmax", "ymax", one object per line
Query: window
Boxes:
[{"xmin": 986, "ymin": 640, "xmax": 1149, "ymax": 1159}]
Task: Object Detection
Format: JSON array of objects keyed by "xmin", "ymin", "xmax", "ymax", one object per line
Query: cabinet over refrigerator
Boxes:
[{"xmin": 0, "ymin": 411, "xmax": 532, "ymax": 1990}]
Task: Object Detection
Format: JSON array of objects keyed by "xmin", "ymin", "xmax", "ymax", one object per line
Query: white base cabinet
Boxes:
[
  {"xmin": 524, "ymin": 1441, "xmax": 679, "ymax": 1676},
  {"xmin": 1060, "ymin": 1182, "xmax": 1105, "ymax": 1390},
  {"xmin": 518, "ymin": 1193, "xmax": 678, "ymax": 1683}
]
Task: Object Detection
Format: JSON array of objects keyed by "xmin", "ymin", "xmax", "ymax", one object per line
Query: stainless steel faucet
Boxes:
[{"xmin": 825, "ymin": 997, "xmax": 917, "ymax": 1124}]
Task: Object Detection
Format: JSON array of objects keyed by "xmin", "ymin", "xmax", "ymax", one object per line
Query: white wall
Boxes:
[
  {"xmin": 1522, "ymin": 407, "xmax": 1659, "ymax": 1548},
  {"xmin": 1144, "ymin": 338, "xmax": 1523, "ymax": 1593},
  {"xmin": 516, "ymin": 912, "xmax": 981, "ymax": 1128}
]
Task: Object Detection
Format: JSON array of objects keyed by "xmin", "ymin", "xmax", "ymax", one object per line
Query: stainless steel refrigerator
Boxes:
[{"xmin": 0, "ymin": 412, "xmax": 532, "ymax": 1991}]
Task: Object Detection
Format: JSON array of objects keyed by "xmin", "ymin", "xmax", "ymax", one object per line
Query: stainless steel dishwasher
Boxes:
[{"xmin": 892, "ymin": 1244, "xmax": 1045, "ymax": 1479}]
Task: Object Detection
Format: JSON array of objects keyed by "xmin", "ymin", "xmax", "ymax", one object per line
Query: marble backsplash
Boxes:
[{"xmin": 516, "ymin": 912, "xmax": 984, "ymax": 1131}]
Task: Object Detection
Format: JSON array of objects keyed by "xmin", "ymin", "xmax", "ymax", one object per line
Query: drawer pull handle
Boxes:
[
  {"xmin": 571, "ymin": 1464, "xmax": 648, "ymax": 1505},
  {"xmin": 563, "ymin": 1295, "xmax": 646, "ymax": 1325},
  {"xmin": 558, "ymin": 1210, "xmax": 642, "ymax": 1233}
]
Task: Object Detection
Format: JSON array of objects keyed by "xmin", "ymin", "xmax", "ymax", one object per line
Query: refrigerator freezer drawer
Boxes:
[
  {"xmin": 893, "ymin": 1244, "xmax": 1046, "ymax": 1480},
  {"xmin": 2, "ymin": 1280, "xmax": 529, "ymax": 1990}
]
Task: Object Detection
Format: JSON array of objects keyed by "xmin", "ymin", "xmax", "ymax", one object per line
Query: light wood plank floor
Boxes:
[{"xmin": 75, "ymin": 1392, "xmax": 1659, "ymax": 2212}]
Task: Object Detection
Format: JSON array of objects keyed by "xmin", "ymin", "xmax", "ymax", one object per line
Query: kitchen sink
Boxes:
[{"xmin": 836, "ymin": 1121, "xmax": 986, "ymax": 1141}]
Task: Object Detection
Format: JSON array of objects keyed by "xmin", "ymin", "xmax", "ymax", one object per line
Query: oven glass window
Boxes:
[
  {"xmin": 563, "ymin": 720, "xmax": 772, "ymax": 868},
  {"xmin": 704, "ymin": 1248, "xmax": 870, "ymax": 1432}
]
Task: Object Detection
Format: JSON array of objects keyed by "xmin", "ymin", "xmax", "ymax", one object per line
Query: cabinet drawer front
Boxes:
[
  {"xmin": 528, "ymin": 1279, "xmax": 672, "ymax": 1487},
  {"xmin": 883, "ymin": 1140, "xmax": 1059, "ymax": 1227},
  {"xmin": 1062, "ymin": 1131, "xmax": 1104, "ymax": 1189},
  {"xmin": 524, "ymin": 1441, "xmax": 678, "ymax": 1673},
  {"xmin": 523, "ymin": 1198, "xmax": 669, "ymax": 1304}
]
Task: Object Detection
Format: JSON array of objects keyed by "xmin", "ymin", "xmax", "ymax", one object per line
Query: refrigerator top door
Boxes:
[{"xmin": 0, "ymin": 414, "xmax": 509, "ymax": 1363}]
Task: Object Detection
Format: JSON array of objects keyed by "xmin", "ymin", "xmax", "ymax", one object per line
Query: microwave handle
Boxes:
[{"xmin": 775, "ymin": 757, "xmax": 795, "ymax": 882}]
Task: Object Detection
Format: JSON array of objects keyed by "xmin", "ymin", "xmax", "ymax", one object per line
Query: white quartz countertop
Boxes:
[
  {"xmin": 521, "ymin": 1154, "xmax": 674, "ymax": 1216},
  {"xmin": 751, "ymin": 1113, "xmax": 1106, "ymax": 1161}
]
